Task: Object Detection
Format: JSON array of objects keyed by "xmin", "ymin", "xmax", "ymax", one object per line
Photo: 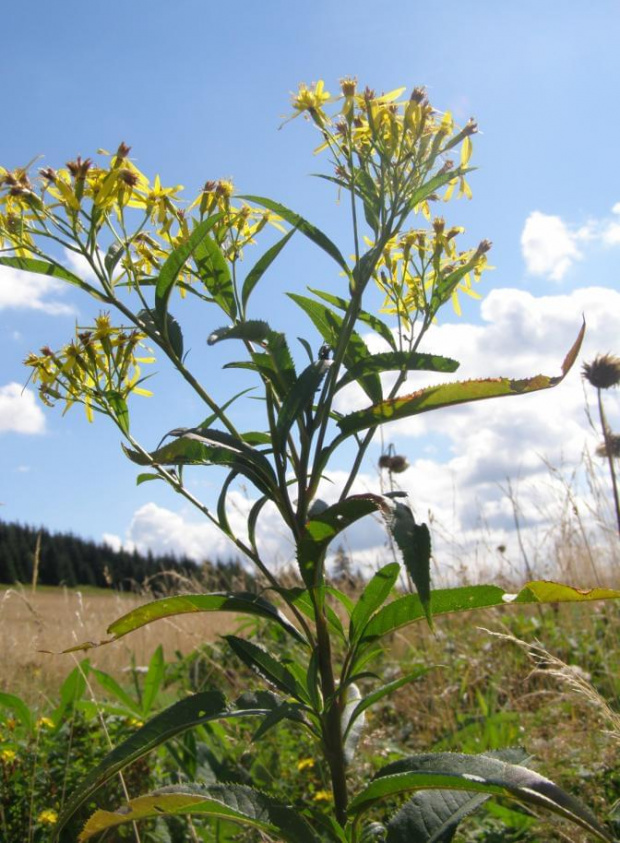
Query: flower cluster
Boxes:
[{"xmin": 24, "ymin": 314, "xmax": 154, "ymax": 428}]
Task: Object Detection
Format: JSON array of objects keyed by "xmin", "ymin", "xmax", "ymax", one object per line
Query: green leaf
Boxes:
[
  {"xmin": 138, "ymin": 308, "xmax": 184, "ymax": 359},
  {"xmin": 385, "ymin": 749, "xmax": 529, "ymax": 843},
  {"xmin": 251, "ymin": 701, "xmax": 310, "ymax": 741},
  {"xmin": 78, "ymin": 783, "xmax": 321, "ymax": 843},
  {"xmin": 279, "ymin": 586, "xmax": 346, "ymax": 641},
  {"xmin": 288, "ymin": 293, "xmax": 382, "ymax": 403},
  {"xmin": 350, "ymin": 752, "xmax": 613, "ymax": 841},
  {"xmin": 142, "ymin": 644, "xmax": 165, "ymax": 716},
  {"xmin": 77, "ymin": 592, "xmax": 305, "ymax": 648},
  {"xmin": 407, "ymin": 165, "xmax": 473, "ymax": 214},
  {"xmin": 207, "ymin": 320, "xmax": 271, "ymax": 346},
  {"xmin": 349, "ymin": 562, "xmax": 400, "ymax": 645},
  {"xmin": 343, "ymin": 666, "xmax": 435, "ymax": 741},
  {"xmin": 136, "ymin": 472, "xmax": 161, "ymax": 485},
  {"xmin": 107, "ymin": 391, "xmax": 130, "ymax": 434},
  {"xmin": 52, "ymin": 659, "xmax": 89, "ymax": 726},
  {"xmin": 224, "ymin": 330, "xmax": 298, "ymax": 402},
  {"xmin": 0, "ymin": 255, "xmax": 105, "ymax": 298},
  {"xmin": 54, "ymin": 690, "xmax": 264, "ymax": 838},
  {"xmin": 298, "ymin": 495, "xmax": 388, "ymax": 589},
  {"xmin": 91, "ymin": 668, "xmax": 141, "ymax": 715},
  {"xmin": 224, "ymin": 636, "xmax": 308, "ymax": 701},
  {"xmin": 275, "ymin": 359, "xmax": 331, "ymax": 448},
  {"xmin": 309, "ymin": 287, "xmax": 397, "ymax": 350},
  {"xmin": 240, "ymin": 195, "xmax": 350, "ymax": 276},
  {"xmin": 155, "ymin": 216, "xmax": 220, "ymax": 323},
  {"xmin": 389, "ymin": 503, "xmax": 432, "ymax": 627},
  {"xmin": 337, "ymin": 351, "xmax": 460, "ymax": 391},
  {"xmin": 0, "ymin": 691, "xmax": 33, "ymax": 731},
  {"xmin": 194, "ymin": 234, "xmax": 236, "ymax": 318},
  {"xmin": 338, "ymin": 321, "xmax": 585, "ymax": 436},
  {"xmin": 122, "ymin": 428, "xmax": 278, "ymax": 498},
  {"xmin": 104, "ymin": 242, "xmax": 125, "ymax": 276},
  {"xmin": 242, "ymin": 227, "xmax": 296, "ymax": 309},
  {"xmin": 362, "ymin": 581, "xmax": 620, "ymax": 644}
]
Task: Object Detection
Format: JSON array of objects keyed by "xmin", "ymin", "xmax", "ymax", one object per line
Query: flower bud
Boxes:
[
  {"xmin": 582, "ymin": 354, "xmax": 620, "ymax": 389},
  {"xmin": 340, "ymin": 76, "xmax": 357, "ymax": 97}
]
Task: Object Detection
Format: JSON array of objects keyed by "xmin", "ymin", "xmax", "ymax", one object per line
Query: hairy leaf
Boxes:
[
  {"xmin": 388, "ymin": 502, "xmax": 432, "ymax": 626},
  {"xmin": 224, "ymin": 636, "xmax": 309, "ymax": 702}
]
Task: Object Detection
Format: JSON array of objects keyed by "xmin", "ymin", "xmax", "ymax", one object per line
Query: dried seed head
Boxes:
[
  {"xmin": 119, "ymin": 168, "xmax": 139, "ymax": 187},
  {"xmin": 582, "ymin": 353, "xmax": 620, "ymax": 389},
  {"xmin": 475, "ymin": 239, "xmax": 493, "ymax": 255},
  {"xmin": 66, "ymin": 156, "xmax": 92, "ymax": 179},
  {"xmin": 596, "ymin": 433, "xmax": 620, "ymax": 459},
  {"xmin": 409, "ymin": 86, "xmax": 427, "ymax": 105},
  {"xmin": 116, "ymin": 142, "xmax": 131, "ymax": 159},
  {"xmin": 378, "ymin": 454, "xmax": 410, "ymax": 473},
  {"xmin": 39, "ymin": 167, "xmax": 57, "ymax": 183}
]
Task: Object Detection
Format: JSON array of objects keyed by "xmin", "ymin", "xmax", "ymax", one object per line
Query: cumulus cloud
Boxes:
[
  {"xmin": 520, "ymin": 211, "xmax": 582, "ymax": 281},
  {"xmin": 0, "ymin": 265, "xmax": 74, "ymax": 314},
  {"xmin": 0, "ymin": 383, "xmax": 46, "ymax": 434}
]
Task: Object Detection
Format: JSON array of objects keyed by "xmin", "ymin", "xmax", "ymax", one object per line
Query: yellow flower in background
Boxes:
[
  {"xmin": 1, "ymin": 748, "xmax": 16, "ymax": 763},
  {"xmin": 291, "ymin": 80, "xmax": 331, "ymax": 117},
  {"xmin": 297, "ymin": 757, "xmax": 315, "ymax": 771},
  {"xmin": 313, "ymin": 789, "xmax": 332, "ymax": 802},
  {"xmin": 36, "ymin": 716, "xmax": 54, "ymax": 730},
  {"xmin": 38, "ymin": 809, "xmax": 59, "ymax": 825}
]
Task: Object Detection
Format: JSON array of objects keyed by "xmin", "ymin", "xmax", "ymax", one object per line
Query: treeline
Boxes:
[{"xmin": 0, "ymin": 520, "xmax": 254, "ymax": 591}]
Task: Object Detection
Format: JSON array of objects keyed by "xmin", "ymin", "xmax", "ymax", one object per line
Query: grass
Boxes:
[{"xmin": 0, "ymin": 584, "xmax": 236, "ymax": 703}]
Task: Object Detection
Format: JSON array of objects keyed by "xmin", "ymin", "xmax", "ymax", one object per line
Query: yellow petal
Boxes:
[{"xmin": 461, "ymin": 136, "xmax": 472, "ymax": 167}]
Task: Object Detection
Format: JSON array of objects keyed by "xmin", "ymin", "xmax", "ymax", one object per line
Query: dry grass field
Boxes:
[{"xmin": 0, "ymin": 585, "xmax": 237, "ymax": 703}]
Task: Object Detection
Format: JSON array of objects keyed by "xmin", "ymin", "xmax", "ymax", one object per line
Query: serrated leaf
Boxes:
[
  {"xmin": 155, "ymin": 216, "xmax": 220, "ymax": 322},
  {"xmin": 388, "ymin": 503, "xmax": 432, "ymax": 627},
  {"xmin": 309, "ymin": 287, "xmax": 397, "ymax": 350},
  {"xmin": 78, "ymin": 783, "xmax": 320, "ymax": 843},
  {"xmin": 349, "ymin": 563, "xmax": 400, "ymax": 645},
  {"xmin": 242, "ymin": 227, "xmax": 296, "ymax": 308},
  {"xmin": 0, "ymin": 255, "xmax": 105, "ymax": 298},
  {"xmin": 337, "ymin": 351, "xmax": 460, "ymax": 391},
  {"xmin": 361, "ymin": 581, "xmax": 620, "ymax": 644},
  {"xmin": 224, "ymin": 636, "xmax": 308, "ymax": 701},
  {"xmin": 64, "ymin": 592, "xmax": 304, "ymax": 651},
  {"xmin": 338, "ymin": 322, "xmax": 585, "ymax": 436},
  {"xmin": 298, "ymin": 495, "xmax": 388, "ymax": 589},
  {"xmin": 386, "ymin": 749, "xmax": 529, "ymax": 843},
  {"xmin": 207, "ymin": 320, "xmax": 271, "ymax": 346},
  {"xmin": 240, "ymin": 195, "xmax": 350, "ymax": 276},
  {"xmin": 54, "ymin": 691, "xmax": 265, "ymax": 838},
  {"xmin": 194, "ymin": 234, "xmax": 236, "ymax": 318},
  {"xmin": 275, "ymin": 359, "xmax": 331, "ymax": 448},
  {"xmin": 350, "ymin": 752, "xmax": 613, "ymax": 841},
  {"xmin": 138, "ymin": 308, "xmax": 184, "ymax": 359}
]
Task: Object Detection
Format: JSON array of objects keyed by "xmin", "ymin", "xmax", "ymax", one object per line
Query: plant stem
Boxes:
[{"xmin": 597, "ymin": 387, "xmax": 620, "ymax": 537}]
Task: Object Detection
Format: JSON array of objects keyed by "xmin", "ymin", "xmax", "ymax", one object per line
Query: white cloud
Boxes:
[
  {"xmin": 63, "ymin": 248, "xmax": 102, "ymax": 283},
  {"xmin": 0, "ymin": 383, "xmax": 46, "ymax": 434},
  {"xmin": 0, "ymin": 265, "xmax": 74, "ymax": 314},
  {"xmin": 520, "ymin": 211, "xmax": 582, "ymax": 281},
  {"xmin": 602, "ymin": 222, "xmax": 620, "ymax": 245}
]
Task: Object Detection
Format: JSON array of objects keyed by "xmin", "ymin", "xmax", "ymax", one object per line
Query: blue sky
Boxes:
[{"xmin": 2, "ymin": 1, "xmax": 619, "ymax": 577}]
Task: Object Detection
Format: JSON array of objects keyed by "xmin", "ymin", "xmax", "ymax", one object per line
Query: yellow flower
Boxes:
[
  {"xmin": 1, "ymin": 748, "xmax": 16, "ymax": 763},
  {"xmin": 36, "ymin": 716, "xmax": 54, "ymax": 730},
  {"xmin": 297, "ymin": 757, "xmax": 315, "ymax": 771},
  {"xmin": 292, "ymin": 80, "xmax": 331, "ymax": 116},
  {"xmin": 38, "ymin": 809, "xmax": 59, "ymax": 825},
  {"xmin": 313, "ymin": 789, "xmax": 332, "ymax": 802}
]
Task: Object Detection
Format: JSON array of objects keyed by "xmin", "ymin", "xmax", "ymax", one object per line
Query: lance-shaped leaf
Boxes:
[
  {"xmin": 0, "ymin": 255, "xmax": 106, "ymax": 299},
  {"xmin": 53, "ymin": 691, "xmax": 278, "ymax": 839},
  {"xmin": 155, "ymin": 216, "xmax": 220, "ymax": 323},
  {"xmin": 385, "ymin": 749, "xmax": 529, "ymax": 843},
  {"xmin": 62, "ymin": 592, "xmax": 305, "ymax": 653},
  {"xmin": 275, "ymin": 359, "xmax": 331, "ymax": 448},
  {"xmin": 194, "ymin": 234, "xmax": 236, "ymax": 318},
  {"xmin": 224, "ymin": 636, "xmax": 309, "ymax": 702},
  {"xmin": 361, "ymin": 581, "xmax": 620, "ymax": 645},
  {"xmin": 0, "ymin": 691, "xmax": 33, "ymax": 732},
  {"xmin": 338, "ymin": 322, "xmax": 585, "ymax": 436},
  {"xmin": 349, "ymin": 752, "xmax": 613, "ymax": 841},
  {"xmin": 207, "ymin": 320, "xmax": 271, "ymax": 346},
  {"xmin": 288, "ymin": 293, "xmax": 382, "ymax": 402},
  {"xmin": 349, "ymin": 562, "xmax": 400, "ymax": 645},
  {"xmin": 388, "ymin": 502, "xmax": 432, "ymax": 627},
  {"xmin": 138, "ymin": 308, "xmax": 184, "ymax": 359},
  {"xmin": 122, "ymin": 428, "xmax": 278, "ymax": 497},
  {"xmin": 78, "ymin": 783, "xmax": 321, "ymax": 843},
  {"xmin": 309, "ymin": 287, "xmax": 397, "ymax": 350},
  {"xmin": 242, "ymin": 227, "xmax": 296, "ymax": 309},
  {"xmin": 406, "ymin": 165, "xmax": 474, "ymax": 214},
  {"xmin": 297, "ymin": 494, "xmax": 388, "ymax": 589},
  {"xmin": 225, "ymin": 330, "xmax": 298, "ymax": 402},
  {"xmin": 337, "ymin": 351, "xmax": 460, "ymax": 391},
  {"xmin": 240, "ymin": 195, "xmax": 350, "ymax": 275}
]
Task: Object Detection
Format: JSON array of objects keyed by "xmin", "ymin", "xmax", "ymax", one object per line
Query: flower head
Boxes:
[
  {"xmin": 38, "ymin": 809, "xmax": 59, "ymax": 825},
  {"xmin": 582, "ymin": 354, "xmax": 620, "ymax": 390}
]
